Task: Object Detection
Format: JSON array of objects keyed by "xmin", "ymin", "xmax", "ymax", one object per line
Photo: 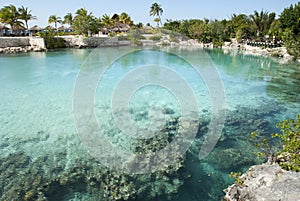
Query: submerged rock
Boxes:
[{"xmin": 223, "ymin": 163, "xmax": 300, "ymax": 201}]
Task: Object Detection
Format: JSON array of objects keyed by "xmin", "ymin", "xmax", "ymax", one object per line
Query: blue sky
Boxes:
[{"xmin": 1, "ymin": 0, "xmax": 299, "ymax": 28}]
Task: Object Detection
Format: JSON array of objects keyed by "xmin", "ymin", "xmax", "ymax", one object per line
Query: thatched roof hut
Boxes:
[
  {"xmin": 29, "ymin": 25, "xmax": 42, "ymax": 31},
  {"xmin": 57, "ymin": 26, "xmax": 66, "ymax": 31},
  {"xmin": 111, "ymin": 23, "xmax": 130, "ymax": 33},
  {"xmin": 44, "ymin": 25, "xmax": 54, "ymax": 30},
  {"xmin": 29, "ymin": 25, "xmax": 42, "ymax": 36},
  {"xmin": 111, "ymin": 13, "xmax": 119, "ymax": 20}
]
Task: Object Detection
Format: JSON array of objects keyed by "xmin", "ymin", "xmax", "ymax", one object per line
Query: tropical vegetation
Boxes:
[
  {"xmin": 48, "ymin": 15, "xmax": 61, "ymax": 30},
  {"xmin": 150, "ymin": 3, "xmax": 163, "ymax": 27},
  {"xmin": 0, "ymin": 5, "xmax": 25, "ymax": 30},
  {"xmin": 1, "ymin": 2, "xmax": 300, "ymax": 58},
  {"xmin": 250, "ymin": 114, "xmax": 300, "ymax": 172},
  {"xmin": 163, "ymin": 2, "xmax": 300, "ymax": 58},
  {"xmin": 18, "ymin": 6, "xmax": 36, "ymax": 30}
]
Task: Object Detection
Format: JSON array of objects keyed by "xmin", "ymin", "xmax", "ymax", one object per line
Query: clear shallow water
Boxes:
[{"xmin": 0, "ymin": 47, "xmax": 299, "ymax": 201}]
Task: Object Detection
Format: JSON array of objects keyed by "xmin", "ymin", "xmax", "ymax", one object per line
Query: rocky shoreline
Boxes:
[
  {"xmin": 223, "ymin": 162, "xmax": 300, "ymax": 201},
  {"xmin": 0, "ymin": 35, "xmax": 297, "ymax": 63},
  {"xmin": 222, "ymin": 40, "xmax": 295, "ymax": 62}
]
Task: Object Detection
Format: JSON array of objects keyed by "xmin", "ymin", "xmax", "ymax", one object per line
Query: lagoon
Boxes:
[{"xmin": 0, "ymin": 47, "xmax": 299, "ymax": 201}]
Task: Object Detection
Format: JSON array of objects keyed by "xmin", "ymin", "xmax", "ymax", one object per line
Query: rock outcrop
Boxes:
[
  {"xmin": 0, "ymin": 37, "xmax": 46, "ymax": 53},
  {"xmin": 224, "ymin": 163, "xmax": 300, "ymax": 201},
  {"xmin": 61, "ymin": 35, "xmax": 130, "ymax": 48}
]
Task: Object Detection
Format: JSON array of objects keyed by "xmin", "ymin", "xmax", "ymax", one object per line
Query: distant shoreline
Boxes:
[{"xmin": 0, "ymin": 35, "xmax": 297, "ymax": 63}]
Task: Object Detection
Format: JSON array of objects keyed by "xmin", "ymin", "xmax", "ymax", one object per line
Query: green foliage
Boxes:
[
  {"xmin": 268, "ymin": 20, "xmax": 282, "ymax": 40},
  {"xmin": 75, "ymin": 9, "xmax": 100, "ymax": 36},
  {"xmin": 250, "ymin": 115, "xmax": 300, "ymax": 172},
  {"xmin": 229, "ymin": 172, "xmax": 244, "ymax": 186},
  {"xmin": 117, "ymin": 34, "xmax": 131, "ymax": 41},
  {"xmin": 282, "ymin": 30, "xmax": 300, "ymax": 59},
  {"xmin": 125, "ymin": 29, "xmax": 145, "ymax": 46},
  {"xmin": 279, "ymin": 2, "xmax": 300, "ymax": 36},
  {"xmin": 63, "ymin": 13, "xmax": 73, "ymax": 26},
  {"xmin": 273, "ymin": 114, "xmax": 300, "ymax": 171},
  {"xmin": 228, "ymin": 14, "xmax": 254, "ymax": 39},
  {"xmin": 279, "ymin": 2, "xmax": 300, "ymax": 59},
  {"xmin": 249, "ymin": 131, "xmax": 274, "ymax": 161},
  {"xmin": 38, "ymin": 30, "xmax": 66, "ymax": 49},
  {"xmin": 18, "ymin": 6, "xmax": 36, "ymax": 30},
  {"xmin": 148, "ymin": 35, "xmax": 162, "ymax": 41},
  {"xmin": 48, "ymin": 15, "xmax": 61, "ymax": 30},
  {"xmin": 164, "ymin": 19, "xmax": 229, "ymax": 43},
  {"xmin": 0, "ymin": 4, "xmax": 25, "ymax": 30},
  {"xmin": 250, "ymin": 10, "xmax": 276, "ymax": 37},
  {"xmin": 119, "ymin": 12, "xmax": 133, "ymax": 25},
  {"xmin": 72, "ymin": 8, "xmax": 100, "ymax": 36}
]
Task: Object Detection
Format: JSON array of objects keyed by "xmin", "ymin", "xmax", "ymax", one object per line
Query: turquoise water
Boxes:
[{"xmin": 0, "ymin": 47, "xmax": 299, "ymax": 201}]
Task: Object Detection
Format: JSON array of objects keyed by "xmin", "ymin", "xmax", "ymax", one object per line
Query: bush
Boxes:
[
  {"xmin": 118, "ymin": 35, "xmax": 131, "ymax": 41},
  {"xmin": 38, "ymin": 30, "xmax": 66, "ymax": 49},
  {"xmin": 272, "ymin": 114, "xmax": 300, "ymax": 171},
  {"xmin": 250, "ymin": 114, "xmax": 300, "ymax": 171},
  {"xmin": 282, "ymin": 30, "xmax": 300, "ymax": 59},
  {"xmin": 126, "ymin": 29, "xmax": 146, "ymax": 46},
  {"xmin": 148, "ymin": 35, "xmax": 162, "ymax": 41}
]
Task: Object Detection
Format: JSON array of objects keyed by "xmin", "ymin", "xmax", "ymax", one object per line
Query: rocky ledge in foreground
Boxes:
[{"xmin": 224, "ymin": 163, "xmax": 300, "ymax": 201}]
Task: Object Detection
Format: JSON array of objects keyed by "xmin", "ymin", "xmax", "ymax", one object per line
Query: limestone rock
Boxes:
[{"xmin": 224, "ymin": 163, "xmax": 300, "ymax": 201}]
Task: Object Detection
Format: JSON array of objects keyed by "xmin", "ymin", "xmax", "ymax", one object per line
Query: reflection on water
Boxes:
[{"xmin": 0, "ymin": 47, "xmax": 299, "ymax": 201}]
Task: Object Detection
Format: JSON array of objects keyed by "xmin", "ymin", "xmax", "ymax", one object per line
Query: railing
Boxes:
[{"xmin": 246, "ymin": 41, "xmax": 282, "ymax": 48}]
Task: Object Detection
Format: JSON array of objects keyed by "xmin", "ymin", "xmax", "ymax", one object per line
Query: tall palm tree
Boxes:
[
  {"xmin": 18, "ymin": 6, "xmax": 36, "ymax": 30},
  {"xmin": 48, "ymin": 15, "xmax": 62, "ymax": 30},
  {"xmin": 150, "ymin": 2, "xmax": 163, "ymax": 26},
  {"xmin": 0, "ymin": 4, "xmax": 24, "ymax": 30},
  {"xmin": 63, "ymin": 13, "xmax": 73, "ymax": 27}
]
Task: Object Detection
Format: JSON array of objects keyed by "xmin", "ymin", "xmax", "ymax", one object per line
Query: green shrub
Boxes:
[
  {"xmin": 118, "ymin": 35, "xmax": 131, "ymax": 41},
  {"xmin": 272, "ymin": 114, "xmax": 300, "ymax": 171},
  {"xmin": 169, "ymin": 35, "xmax": 179, "ymax": 43},
  {"xmin": 212, "ymin": 39, "xmax": 224, "ymax": 48},
  {"xmin": 126, "ymin": 29, "xmax": 146, "ymax": 46},
  {"xmin": 250, "ymin": 114, "xmax": 300, "ymax": 171},
  {"xmin": 249, "ymin": 131, "xmax": 274, "ymax": 161},
  {"xmin": 38, "ymin": 30, "xmax": 66, "ymax": 49},
  {"xmin": 229, "ymin": 171, "xmax": 244, "ymax": 187},
  {"xmin": 149, "ymin": 35, "xmax": 162, "ymax": 41}
]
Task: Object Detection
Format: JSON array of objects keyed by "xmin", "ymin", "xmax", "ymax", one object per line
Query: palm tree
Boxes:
[
  {"xmin": 119, "ymin": 12, "xmax": 133, "ymax": 25},
  {"xmin": 73, "ymin": 8, "xmax": 99, "ymax": 36},
  {"xmin": 63, "ymin": 13, "xmax": 73, "ymax": 26},
  {"xmin": 101, "ymin": 14, "xmax": 113, "ymax": 27},
  {"xmin": 0, "ymin": 4, "xmax": 24, "ymax": 30},
  {"xmin": 18, "ymin": 6, "xmax": 36, "ymax": 30},
  {"xmin": 250, "ymin": 10, "xmax": 275, "ymax": 37},
  {"xmin": 48, "ymin": 15, "xmax": 62, "ymax": 30},
  {"xmin": 150, "ymin": 3, "xmax": 163, "ymax": 26},
  {"xmin": 75, "ymin": 8, "xmax": 88, "ymax": 17}
]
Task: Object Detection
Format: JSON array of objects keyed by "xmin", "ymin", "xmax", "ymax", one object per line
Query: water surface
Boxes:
[{"xmin": 0, "ymin": 47, "xmax": 299, "ymax": 201}]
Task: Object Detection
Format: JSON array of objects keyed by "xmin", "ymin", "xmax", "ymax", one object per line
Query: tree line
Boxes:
[{"xmin": 163, "ymin": 2, "xmax": 300, "ymax": 58}]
